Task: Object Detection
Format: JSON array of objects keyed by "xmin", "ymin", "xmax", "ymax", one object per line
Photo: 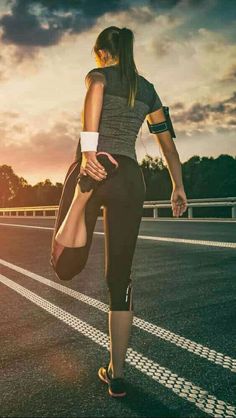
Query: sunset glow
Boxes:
[{"xmin": 0, "ymin": 0, "xmax": 235, "ymax": 185}]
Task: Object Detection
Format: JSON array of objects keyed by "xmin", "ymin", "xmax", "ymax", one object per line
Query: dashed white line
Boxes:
[
  {"xmin": 0, "ymin": 273, "xmax": 235, "ymax": 418},
  {"xmin": 1, "ymin": 257, "xmax": 235, "ymax": 373}
]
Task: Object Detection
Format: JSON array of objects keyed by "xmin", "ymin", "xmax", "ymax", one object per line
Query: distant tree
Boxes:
[
  {"xmin": 140, "ymin": 155, "xmax": 170, "ymax": 200},
  {"xmin": 1, "ymin": 154, "xmax": 236, "ymax": 208},
  {"xmin": 140, "ymin": 154, "xmax": 236, "ymax": 200},
  {"xmin": 0, "ymin": 165, "xmax": 28, "ymax": 207}
]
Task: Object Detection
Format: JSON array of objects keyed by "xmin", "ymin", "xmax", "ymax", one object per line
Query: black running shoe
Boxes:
[{"xmin": 98, "ymin": 365, "xmax": 127, "ymax": 398}]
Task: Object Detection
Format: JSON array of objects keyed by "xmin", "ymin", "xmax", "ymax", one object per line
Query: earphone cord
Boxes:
[{"xmin": 139, "ymin": 124, "xmax": 164, "ymax": 160}]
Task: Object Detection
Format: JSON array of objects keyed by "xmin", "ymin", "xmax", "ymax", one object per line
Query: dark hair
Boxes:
[{"xmin": 92, "ymin": 26, "xmax": 139, "ymax": 108}]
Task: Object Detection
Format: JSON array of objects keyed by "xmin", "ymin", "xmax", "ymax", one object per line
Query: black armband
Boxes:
[{"xmin": 147, "ymin": 106, "xmax": 176, "ymax": 138}]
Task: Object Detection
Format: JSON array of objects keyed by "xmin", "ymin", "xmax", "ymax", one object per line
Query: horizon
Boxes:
[
  {"xmin": 1, "ymin": 152, "xmax": 235, "ymax": 188},
  {"xmin": 0, "ymin": 0, "xmax": 236, "ymax": 185}
]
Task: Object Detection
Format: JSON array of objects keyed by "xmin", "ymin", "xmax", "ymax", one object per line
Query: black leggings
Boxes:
[{"xmin": 77, "ymin": 154, "xmax": 146, "ymax": 311}]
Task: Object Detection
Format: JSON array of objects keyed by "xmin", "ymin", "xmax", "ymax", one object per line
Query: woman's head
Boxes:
[
  {"xmin": 93, "ymin": 26, "xmax": 120, "ymax": 67},
  {"xmin": 92, "ymin": 26, "xmax": 139, "ymax": 108}
]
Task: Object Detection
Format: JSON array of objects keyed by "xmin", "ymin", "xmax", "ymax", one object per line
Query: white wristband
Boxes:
[{"xmin": 80, "ymin": 131, "xmax": 99, "ymax": 152}]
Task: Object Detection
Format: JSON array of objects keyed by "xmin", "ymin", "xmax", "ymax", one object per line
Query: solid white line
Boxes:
[
  {"xmin": 137, "ymin": 234, "xmax": 236, "ymax": 248},
  {"xmin": 1, "ymin": 216, "xmax": 236, "ymax": 223},
  {"xmin": 0, "ymin": 222, "xmax": 235, "ymax": 248},
  {"xmin": 140, "ymin": 218, "xmax": 236, "ymax": 223},
  {"xmin": 0, "ymin": 273, "xmax": 235, "ymax": 418},
  {"xmin": 0, "ymin": 257, "xmax": 235, "ymax": 373},
  {"xmin": 0, "ymin": 222, "xmax": 52, "ymax": 230}
]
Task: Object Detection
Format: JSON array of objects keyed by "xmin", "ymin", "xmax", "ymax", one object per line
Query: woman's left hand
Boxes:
[
  {"xmin": 171, "ymin": 187, "xmax": 188, "ymax": 217},
  {"xmin": 81, "ymin": 151, "xmax": 107, "ymax": 181}
]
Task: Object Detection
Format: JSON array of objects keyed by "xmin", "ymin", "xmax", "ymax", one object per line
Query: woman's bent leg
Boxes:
[
  {"xmin": 74, "ymin": 192, "xmax": 103, "ymax": 274},
  {"xmin": 54, "ymin": 189, "xmax": 102, "ymax": 280}
]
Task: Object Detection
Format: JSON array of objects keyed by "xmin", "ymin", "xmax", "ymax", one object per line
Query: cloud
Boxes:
[
  {"xmin": 0, "ymin": 117, "xmax": 79, "ymax": 184},
  {"xmin": 145, "ymin": 26, "xmax": 236, "ymax": 112},
  {"xmin": 136, "ymin": 123, "xmax": 236, "ymax": 165},
  {"xmin": 0, "ymin": 0, "xmax": 130, "ymax": 49},
  {"xmin": 0, "ymin": 0, "xmax": 136, "ymax": 76},
  {"xmin": 0, "ymin": 110, "xmax": 20, "ymax": 118},
  {"xmin": 149, "ymin": 0, "xmax": 206, "ymax": 9},
  {"xmin": 224, "ymin": 91, "xmax": 236, "ymax": 104},
  {"xmin": 0, "ymin": 0, "xmax": 235, "ymax": 183},
  {"xmin": 0, "ymin": 1, "xmax": 62, "ymax": 47},
  {"xmin": 172, "ymin": 91, "xmax": 236, "ymax": 128},
  {"xmin": 0, "ymin": 0, "xmax": 199, "ymax": 53},
  {"xmin": 219, "ymin": 64, "xmax": 236, "ymax": 82},
  {"xmin": 0, "ymin": 32, "xmax": 44, "ymax": 82}
]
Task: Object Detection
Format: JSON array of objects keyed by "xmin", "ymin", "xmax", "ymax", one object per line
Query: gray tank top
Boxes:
[{"xmin": 84, "ymin": 64, "xmax": 163, "ymax": 162}]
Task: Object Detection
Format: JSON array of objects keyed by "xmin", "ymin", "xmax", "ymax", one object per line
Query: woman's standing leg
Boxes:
[
  {"xmin": 102, "ymin": 155, "xmax": 146, "ymax": 379},
  {"xmin": 103, "ymin": 205, "xmax": 135, "ymax": 379}
]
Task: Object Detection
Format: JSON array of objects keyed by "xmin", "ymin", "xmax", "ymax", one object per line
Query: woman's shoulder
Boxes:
[
  {"xmin": 86, "ymin": 66, "xmax": 105, "ymax": 75},
  {"xmin": 137, "ymin": 73, "xmax": 159, "ymax": 101},
  {"xmin": 85, "ymin": 67, "xmax": 107, "ymax": 87},
  {"xmin": 138, "ymin": 72, "xmax": 155, "ymax": 89},
  {"xmin": 84, "ymin": 66, "xmax": 158, "ymax": 104}
]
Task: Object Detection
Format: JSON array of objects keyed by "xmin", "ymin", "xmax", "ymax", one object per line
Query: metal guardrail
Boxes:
[
  {"xmin": 0, "ymin": 197, "xmax": 235, "ymax": 219},
  {"xmin": 144, "ymin": 196, "xmax": 236, "ymax": 219}
]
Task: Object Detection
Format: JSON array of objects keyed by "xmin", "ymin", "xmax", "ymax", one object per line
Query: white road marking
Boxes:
[
  {"xmin": 1, "ymin": 216, "xmax": 236, "ymax": 223},
  {"xmin": 1, "ymin": 257, "xmax": 235, "ymax": 373},
  {"xmin": 0, "ymin": 273, "xmax": 235, "ymax": 418},
  {"xmin": 0, "ymin": 222, "xmax": 236, "ymax": 248},
  {"xmin": 0, "ymin": 222, "xmax": 52, "ymax": 230},
  {"xmin": 141, "ymin": 218, "xmax": 236, "ymax": 223}
]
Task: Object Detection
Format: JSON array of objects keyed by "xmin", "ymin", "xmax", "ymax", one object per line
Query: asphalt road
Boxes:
[{"xmin": 0, "ymin": 217, "xmax": 235, "ymax": 418}]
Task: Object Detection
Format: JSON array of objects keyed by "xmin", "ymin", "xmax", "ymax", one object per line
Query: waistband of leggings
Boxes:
[{"xmin": 110, "ymin": 153, "xmax": 138, "ymax": 165}]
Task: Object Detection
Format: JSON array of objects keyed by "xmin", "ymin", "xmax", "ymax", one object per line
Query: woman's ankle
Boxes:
[{"xmin": 108, "ymin": 362, "xmax": 124, "ymax": 379}]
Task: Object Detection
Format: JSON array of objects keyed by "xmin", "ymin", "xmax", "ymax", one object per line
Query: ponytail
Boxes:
[
  {"xmin": 118, "ymin": 27, "xmax": 138, "ymax": 108},
  {"xmin": 93, "ymin": 26, "xmax": 139, "ymax": 109}
]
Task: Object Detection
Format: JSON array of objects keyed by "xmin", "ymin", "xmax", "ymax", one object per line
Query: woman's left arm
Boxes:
[
  {"xmin": 80, "ymin": 71, "xmax": 107, "ymax": 181},
  {"xmin": 147, "ymin": 107, "xmax": 188, "ymax": 217}
]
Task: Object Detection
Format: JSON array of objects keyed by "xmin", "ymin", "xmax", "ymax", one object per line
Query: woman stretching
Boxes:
[{"xmin": 52, "ymin": 25, "xmax": 188, "ymax": 398}]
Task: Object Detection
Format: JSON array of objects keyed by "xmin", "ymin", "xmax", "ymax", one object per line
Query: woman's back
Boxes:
[{"xmin": 85, "ymin": 64, "xmax": 163, "ymax": 162}]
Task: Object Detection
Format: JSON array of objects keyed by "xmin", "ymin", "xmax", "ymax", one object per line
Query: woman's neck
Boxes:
[{"xmin": 104, "ymin": 59, "xmax": 119, "ymax": 67}]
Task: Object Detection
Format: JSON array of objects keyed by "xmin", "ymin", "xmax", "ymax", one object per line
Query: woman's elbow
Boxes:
[{"xmin": 156, "ymin": 131, "xmax": 178, "ymax": 154}]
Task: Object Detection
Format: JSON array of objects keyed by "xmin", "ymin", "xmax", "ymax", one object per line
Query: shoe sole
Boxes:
[{"xmin": 98, "ymin": 368, "xmax": 127, "ymax": 398}]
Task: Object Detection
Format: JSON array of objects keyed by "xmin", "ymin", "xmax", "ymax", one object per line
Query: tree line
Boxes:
[{"xmin": 0, "ymin": 154, "xmax": 236, "ymax": 217}]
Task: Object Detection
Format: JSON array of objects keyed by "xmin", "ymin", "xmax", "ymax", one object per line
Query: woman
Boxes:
[{"xmin": 53, "ymin": 26, "xmax": 188, "ymax": 398}]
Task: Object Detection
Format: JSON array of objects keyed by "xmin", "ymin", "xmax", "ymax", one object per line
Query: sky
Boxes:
[{"xmin": 0, "ymin": 0, "xmax": 236, "ymax": 185}]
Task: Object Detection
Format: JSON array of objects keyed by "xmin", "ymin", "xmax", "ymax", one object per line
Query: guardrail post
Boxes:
[
  {"xmin": 153, "ymin": 207, "xmax": 158, "ymax": 218},
  {"xmin": 188, "ymin": 206, "xmax": 193, "ymax": 219},
  {"xmin": 232, "ymin": 205, "xmax": 236, "ymax": 218},
  {"xmin": 43, "ymin": 210, "xmax": 46, "ymax": 217},
  {"xmin": 24, "ymin": 211, "xmax": 26, "ymax": 216}
]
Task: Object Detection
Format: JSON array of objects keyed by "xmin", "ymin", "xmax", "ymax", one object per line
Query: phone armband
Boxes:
[{"xmin": 147, "ymin": 106, "xmax": 176, "ymax": 138}]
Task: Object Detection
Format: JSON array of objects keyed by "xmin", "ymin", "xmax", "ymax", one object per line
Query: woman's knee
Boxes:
[
  {"xmin": 106, "ymin": 270, "xmax": 134, "ymax": 311},
  {"xmin": 108, "ymin": 281, "xmax": 134, "ymax": 311},
  {"xmin": 55, "ymin": 248, "xmax": 89, "ymax": 280}
]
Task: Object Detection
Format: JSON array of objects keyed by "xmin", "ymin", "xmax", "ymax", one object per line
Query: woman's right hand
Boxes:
[{"xmin": 80, "ymin": 151, "xmax": 107, "ymax": 181}]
